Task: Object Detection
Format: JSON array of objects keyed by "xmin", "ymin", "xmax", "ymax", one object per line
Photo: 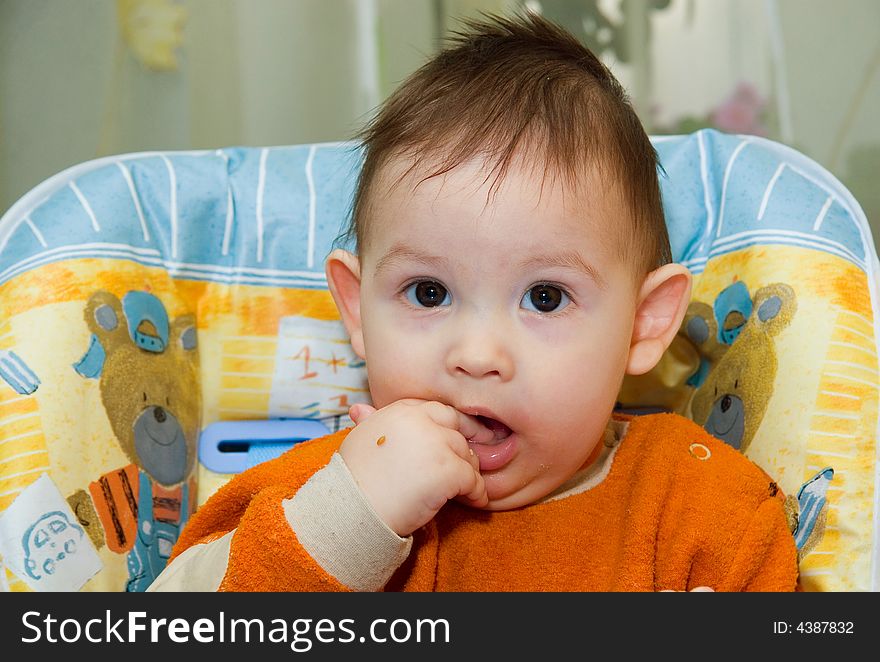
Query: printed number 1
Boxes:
[{"xmin": 293, "ymin": 346, "xmax": 318, "ymax": 380}]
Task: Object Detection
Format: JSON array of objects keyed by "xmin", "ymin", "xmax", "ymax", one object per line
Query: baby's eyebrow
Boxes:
[
  {"xmin": 373, "ymin": 243, "xmax": 451, "ymax": 275},
  {"xmin": 519, "ymin": 252, "xmax": 607, "ymax": 290}
]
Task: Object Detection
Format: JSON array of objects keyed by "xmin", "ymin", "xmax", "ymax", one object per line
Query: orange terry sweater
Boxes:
[{"xmin": 169, "ymin": 413, "xmax": 798, "ymax": 591}]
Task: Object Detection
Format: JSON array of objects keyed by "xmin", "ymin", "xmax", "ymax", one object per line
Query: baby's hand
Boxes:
[{"xmin": 340, "ymin": 399, "xmax": 493, "ymax": 536}]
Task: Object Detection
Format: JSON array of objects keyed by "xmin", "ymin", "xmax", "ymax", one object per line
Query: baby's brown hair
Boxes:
[{"xmin": 345, "ymin": 11, "xmax": 672, "ymax": 277}]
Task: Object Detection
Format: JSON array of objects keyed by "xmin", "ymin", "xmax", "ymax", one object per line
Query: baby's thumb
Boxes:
[{"xmin": 349, "ymin": 403, "xmax": 377, "ymax": 425}]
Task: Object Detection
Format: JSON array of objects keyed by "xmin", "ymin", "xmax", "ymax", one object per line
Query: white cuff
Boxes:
[{"xmin": 283, "ymin": 452, "xmax": 412, "ymax": 591}]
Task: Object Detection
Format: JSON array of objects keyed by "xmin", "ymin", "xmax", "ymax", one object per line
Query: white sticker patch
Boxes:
[
  {"xmin": 0, "ymin": 474, "xmax": 103, "ymax": 592},
  {"xmin": 268, "ymin": 317, "xmax": 370, "ymax": 424}
]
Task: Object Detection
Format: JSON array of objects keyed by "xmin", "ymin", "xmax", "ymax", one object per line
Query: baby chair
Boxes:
[{"xmin": 0, "ymin": 130, "xmax": 876, "ymax": 592}]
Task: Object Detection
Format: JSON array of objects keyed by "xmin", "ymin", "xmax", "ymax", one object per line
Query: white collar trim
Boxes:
[{"xmin": 537, "ymin": 417, "xmax": 630, "ymax": 505}]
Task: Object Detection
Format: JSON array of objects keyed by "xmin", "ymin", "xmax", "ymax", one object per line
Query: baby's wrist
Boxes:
[{"xmin": 284, "ymin": 453, "xmax": 412, "ymax": 591}]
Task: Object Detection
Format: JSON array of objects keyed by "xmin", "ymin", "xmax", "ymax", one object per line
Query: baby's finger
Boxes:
[
  {"xmin": 424, "ymin": 401, "xmax": 494, "ymax": 443},
  {"xmin": 457, "ymin": 461, "xmax": 488, "ymax": 506},
  {"xmin": 458, "ymin": 414, "xmax": 496, "ymax": 444},
  {"xmin": 440, "ymin": 428, "xmax": 482, "ymax": 473},
  {"xmin": 466, "ymin": 446, "xmax": 480, "ymax": 473},
  {"xmin": 450, "ymin": 437, "xmax": 481, "ymax": 473},
  {"xmin": 349, "ymin": 403, "xmax": 377, "ymax": 425}
]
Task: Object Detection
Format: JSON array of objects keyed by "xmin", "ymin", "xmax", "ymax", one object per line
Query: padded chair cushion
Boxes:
[{"xmin": 0, "ymin": 130, "xmax": 877, "ymax": 591}]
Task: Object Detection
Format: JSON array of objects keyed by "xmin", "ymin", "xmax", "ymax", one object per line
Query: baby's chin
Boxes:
[{"xmin": 455, "ymin": 476, "xmax": 559, "ymax": 511}]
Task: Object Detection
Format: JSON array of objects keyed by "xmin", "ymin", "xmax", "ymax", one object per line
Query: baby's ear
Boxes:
[
  {"xmin": 626, "ymin": 263, "xmax": 693, "ymax": 376},
  {"xmin": 325, "ymin": 249, "xmax": 365, "ymax": 359}
]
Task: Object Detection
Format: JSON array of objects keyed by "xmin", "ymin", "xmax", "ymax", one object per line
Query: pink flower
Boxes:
[{"xmin": 710, "ymin": 82, "xmax": 768, "ymax": 136}]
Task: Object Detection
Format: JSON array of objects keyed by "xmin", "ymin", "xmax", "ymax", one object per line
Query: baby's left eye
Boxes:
[{"xmin": 521, "ymin": 284, "xmax": 570, "ymax": 313}]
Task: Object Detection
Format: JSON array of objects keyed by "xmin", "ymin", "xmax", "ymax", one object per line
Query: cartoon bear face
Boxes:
[
  {"xmin": 684, "ymin": 282, "xmax": 796, "ymax": 453},
  {"xmin": 81, "ymin": 291, "xmax": 200, "ymax": 486}
]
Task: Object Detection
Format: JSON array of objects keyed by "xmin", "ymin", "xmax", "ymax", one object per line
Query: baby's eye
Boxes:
[
  {"xmin": 404, "ymin": 280, "xmax": 451, "ymax": 308},
  {"xmin": 521, "ymin": 284, "xmax": 570, "ymax": 313}
]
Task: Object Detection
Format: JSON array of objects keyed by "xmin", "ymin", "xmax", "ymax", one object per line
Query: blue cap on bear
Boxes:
[{"xmin": 122, "ymin": 291, "xmax": 169, "ymax": 353}]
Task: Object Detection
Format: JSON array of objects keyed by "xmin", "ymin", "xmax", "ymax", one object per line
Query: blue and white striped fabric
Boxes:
[
  {"xmin": 1, "ymin": 130, "xmax": 875, "ymax": 291},
  {"xmin": 0, "ymin": 349, "xmax": 40, "ymax": 395},
  {"xmin": 0, "ymin": 144, "xmax": 362, "ymax": 291},
  {"xmin": 653, "ymin": 131, "xmax": 876, "ymax": 278}
]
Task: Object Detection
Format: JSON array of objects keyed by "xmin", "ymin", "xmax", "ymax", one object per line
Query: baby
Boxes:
[{"xmin": 151, "ymin": 12, "xmax": 798, "ymax": 592}]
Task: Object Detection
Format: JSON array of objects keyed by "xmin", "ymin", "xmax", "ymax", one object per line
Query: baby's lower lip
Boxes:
[{"xmin": 468, "ymin": 434, "xmax": 517, "ymax": 472}]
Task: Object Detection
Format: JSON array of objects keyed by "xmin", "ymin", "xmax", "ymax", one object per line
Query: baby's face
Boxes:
[{"xmin": 356, "ymin": 155, "xmax": 641, "ymax": 510}]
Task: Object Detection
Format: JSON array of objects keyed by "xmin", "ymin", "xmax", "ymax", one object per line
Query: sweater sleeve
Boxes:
[
  {"xmin": 213, "ymin": 455, "xmax": 411, "ymax": 592},
  {"xmin": 282, "ymin": 453, "xmax": 413, "ymax": 591},
  {"xmin": 151, "ymin": 430, "xmax": 413, "ymax": 592},
  {"xmin": 217, "ymin": 480, "xmax": 348, "ymax": 591}
]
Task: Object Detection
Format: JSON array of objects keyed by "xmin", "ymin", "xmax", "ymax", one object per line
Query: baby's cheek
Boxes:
[
  {"xmin": 365, "ymin": 349, "xmax": 427, "ymax": 405},
  {"xmin": 529, "ymin": 367, "xmax": 618, "ymax": 438}
]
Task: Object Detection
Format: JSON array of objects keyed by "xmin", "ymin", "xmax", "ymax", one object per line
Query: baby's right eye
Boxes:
[{"xmin": 404, "ymin": 280, "xmax": 451, "ymax": 308}]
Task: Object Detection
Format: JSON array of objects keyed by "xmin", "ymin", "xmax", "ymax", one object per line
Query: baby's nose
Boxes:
[{"xmin": 446, "ymin": 329, "xmax": 515, "ymax": 381}]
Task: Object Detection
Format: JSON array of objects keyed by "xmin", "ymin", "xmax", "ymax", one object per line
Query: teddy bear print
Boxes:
[
  {"xmin": 683, "ymin": 280, "xmax": 835, "ymax": 561},
  {"xmin": 682, "ymin": 281, "xmax": 796, "ymax": 453},
  {"xmin": 67, "ymin": 290, "xmax": 199, "ymax": 591}
]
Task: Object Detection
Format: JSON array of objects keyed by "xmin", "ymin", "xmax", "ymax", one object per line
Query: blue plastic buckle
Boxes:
[{"xmin": 198, "ymin": 419, "xmax": 331, "ymax": 474}]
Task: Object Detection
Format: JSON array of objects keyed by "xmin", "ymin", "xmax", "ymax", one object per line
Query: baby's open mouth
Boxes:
[
  {"xmin": 474, "ymin": 415, "xmax": 513, "ymax": 442},
  {"xmin": 468, "ymin": 413, "xmax": 518, "ymax": 472}
]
